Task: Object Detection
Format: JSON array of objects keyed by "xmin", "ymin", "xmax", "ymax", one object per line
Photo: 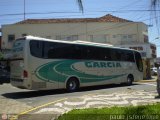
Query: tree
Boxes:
[
  {"xmin": 76, "ymin": 0, "xmax": 160, "ymax": 26},
  {"xmin": 77, "ymin": 0, "xmax": 160, "ymax": 12},
  {"xmin": 151, "ymin": 0, "xmax": 160, "ymax": 31},
  {"xmin": 77, "ymin": 0, "xmax": 83, "ymax": 13},
  {"xmin": 151, "ymin": 0, "xmax": 160, "ymax": 8},
  {"xmin": 151, "ymin": 0, "xmax": 160, "ymax": 15}
]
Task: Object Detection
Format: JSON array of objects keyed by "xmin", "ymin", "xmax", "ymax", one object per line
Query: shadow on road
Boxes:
[{"xmin": 2, "ymin": 83, "xmax": 139, "ymax": 99}]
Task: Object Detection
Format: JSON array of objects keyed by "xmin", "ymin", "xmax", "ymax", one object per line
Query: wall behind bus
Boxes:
[{"xmin": 2, "ymin": 22, "xmax": 147, "ymax": 49}]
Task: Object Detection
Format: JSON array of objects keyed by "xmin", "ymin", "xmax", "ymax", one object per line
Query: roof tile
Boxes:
[{"xmin": 16, "ymin": 14, "xmax": 132, "ymax": 24}]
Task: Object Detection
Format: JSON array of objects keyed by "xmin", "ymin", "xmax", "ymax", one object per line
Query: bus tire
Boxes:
[
  {"xmin": 66, "ymin": 77, "xmax": 79, "ymax": 92},
  {"xmin": 126, "ymin": 74, "xmax": 134, "ymax": 86}
]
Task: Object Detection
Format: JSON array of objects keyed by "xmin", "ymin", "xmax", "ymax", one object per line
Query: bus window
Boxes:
[
  {"xmin": 135, "ymin": 52, "xmax": 143, "ymax": 72},
  {"xmin": 125, "ymin": 51, "xmax": 134, "ymax": 62},
  {"xmin": 84, "ymin": 46, "xmax": 111, "ymax": 61},
  {"xmin": 121, "ymin": 50, "xmax": 134, "ymax": 62},
  {"xmin": 43, "ymin": 41, "xmax": 55, "ymax": 58},
  {"xmin": 30, "ymin": 40, "xmax": 43, "ymax": 58},
  {"xmin": 44, "ymin": 42, "xmax": 75, "ymax": 59},
  {"xmin": 102, "ymin": 48, "xmax": 111, "ymax": 61},
  {"xmin": 73, "ymin": 45, "xmax": 83, "ymax": 59},
  {"xmin": 110, "ymin": 49, "xmax": 120, "ymax": 61},
  {"xmin": 87, "ymin": 47, "xmax": 99, "ymax": 60}
]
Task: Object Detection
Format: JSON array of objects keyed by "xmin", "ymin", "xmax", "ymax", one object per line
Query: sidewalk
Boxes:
[
  {"xmin": 18, "ymin": 89, "xmax": 160, "ymax": 120},
  {"xmin": 0, "ymin": 96, "xmax": 32, "ymax": 114}
]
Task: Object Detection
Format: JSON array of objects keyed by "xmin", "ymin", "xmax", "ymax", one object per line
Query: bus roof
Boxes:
[
  {"xmin": 23, "ymin": 35, "xmax": 138, "ymax": 52},
  {"xmin": 73, "ymin": 40, "xmax": 113, "ymax": 47}
]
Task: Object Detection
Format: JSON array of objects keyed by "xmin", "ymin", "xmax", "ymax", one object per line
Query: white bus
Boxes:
[{"xmin": 10, "ymin": 36, "xmax": 143, "ymax": 91}]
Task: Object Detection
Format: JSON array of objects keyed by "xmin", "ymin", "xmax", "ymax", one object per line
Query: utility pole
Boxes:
[
  {"xmin": 24, "ymin": 0, "xmax": 26, "ymax": 20},
  {"xmin": 157, "ymin": 67, "xmax": 160, "ymax": 97}
]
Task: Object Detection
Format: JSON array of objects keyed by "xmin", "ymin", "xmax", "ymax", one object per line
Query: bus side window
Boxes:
[
  {"xmin": 87, "ymin": 47, "xmax": 96, "ymax": 60},
  {"xmin": 135, "ymin": 52, "xmax": 143, "ymax": 72},
  {"xmin": 120, "ymin": 50, "xmax": 134, "ymax": 62},
  {"xmin": 103, "ymin": 48, "xmax": 111, "ymax": 61},
  {"xmin": 44, "ymin": 41, "xmax": 54, "ymax": 59},
  {"xmin": 126, "ymin": 51, "xmax": 134, "ymax": 62},
  {"xmin": 110, "ymin": 49, "xmax": 118, "ymax": 61},
  {"xmin": 73, "ymin": 45, "xmax": 82, "ymax": 59},
  {"xmin": 48, "ymin": 48, "xmax": 55, "ymax": 58},
  {"xmin": 30, "ymin": 40, "xmax": 43, "ymax": 58}
]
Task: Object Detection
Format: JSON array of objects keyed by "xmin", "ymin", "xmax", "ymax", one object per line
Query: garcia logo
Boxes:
[{"xmin": 85, "ymin": 61, "xmax": 121, "ymax": 68}]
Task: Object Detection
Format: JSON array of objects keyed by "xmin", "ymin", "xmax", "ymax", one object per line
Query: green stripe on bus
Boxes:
[{"xmin": 35, "ymin": 60, "xmax": 126, "ymax": 83}]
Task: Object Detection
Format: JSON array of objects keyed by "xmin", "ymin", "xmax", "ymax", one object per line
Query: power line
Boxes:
[
  {"xmin": 57, "ymin": 15, "xmax": 160, "ymax": 37},
  {"xmin": 0, "ymin": 11, "xmax": 159, "ymax": 25},
  {"xmin": 0, "ymin": 11, "xmax": 81, "ymax": 17},
  {"xmin": 1, "ymin": 10, "xmax": 160, "ymax": 36},
  {"xmin": 0, "ymin": 9, "xmax": 160, "ymax": 17},
  {"xmin": 88, "ymin": 15, "xmax": 160, "ymax": 34},
  {"xmin": 116, "ymin": 0, "xmax": 142, "ymax": 10}
]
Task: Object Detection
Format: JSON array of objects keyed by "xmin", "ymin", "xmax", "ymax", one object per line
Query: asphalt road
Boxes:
[{"xmin": 0, "ymin": 81, "xmax": 157, "ymax": 107}]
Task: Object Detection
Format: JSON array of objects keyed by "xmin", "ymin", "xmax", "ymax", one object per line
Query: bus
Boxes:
[{"xmin": 10, "ymin": 36, "xmax": 143, "ymax": 91}]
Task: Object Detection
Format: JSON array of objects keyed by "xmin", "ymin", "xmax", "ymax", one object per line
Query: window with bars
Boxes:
[{"xmin": 8, "ymin": 34, "xmax": 15, "ymax": 42}]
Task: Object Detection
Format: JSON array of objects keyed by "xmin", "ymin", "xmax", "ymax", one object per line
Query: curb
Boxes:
[{"xmin": 137, "ymin": 80, "xmax": 156, "ymax": 83}]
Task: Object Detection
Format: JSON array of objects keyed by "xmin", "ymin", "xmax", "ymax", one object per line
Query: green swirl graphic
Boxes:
[{"xmin": 35, "ymin": 60, "xmax": 126, "ymax": 83}]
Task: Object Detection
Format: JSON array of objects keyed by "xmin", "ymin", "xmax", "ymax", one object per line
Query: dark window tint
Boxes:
[
  {"xmin": 121, "ymin": 50, "xmax": 134, "ymax": 62},
  {"xmin": 110, "ymin": 49, "xmax": 121, "ymax": 61},
  {"xmin": 22, "ymin": 34, "xmax": 27, "ymax": 37},
  {"xmin": 87, "ymin": 47, "xmax": 100, "ymax": 60},
  {"xmin": 73, "ymin": 45, "xmax": 88, "ymax": 59},
  {"xmin": 77, "ymin": 46, "xmax": 111, "ymax": 60},
  {"xmin": 43, "ymin": 41, "xmax": 55, "ymax": 58},
  {"xmin": 110, "ymin": 49, "xmax": 134, "ymax": 62},
  {"xmin": 30, "ymin": 40, "xmax": 135, "ymax": 63},
  {"xmin": 8, "ymin": 34, "xmax": 15, "ymax": 42},
  {"xmin": 44, "ymin": 41, "xmax": 75, "ymax": 59},
  {"xmin": 87, "ymin": 47, "xmax": 111, "ymax": 60},
  {"xmin": 135, "ymin": 52, "xmax": 143, "ymax": 72},
  {"xmin": 30, "ymin": 40, "xmax": 43, "ymax": 58}
]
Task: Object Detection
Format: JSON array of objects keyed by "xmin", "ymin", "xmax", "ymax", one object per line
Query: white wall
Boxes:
[{"xmin": 2, "ymin": 22, "xmax": 148, "ymax": 49}]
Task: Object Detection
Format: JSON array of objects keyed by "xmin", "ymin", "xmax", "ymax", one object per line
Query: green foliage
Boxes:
[
  {"xmin": 57, "ymin": 103, "xmax": 160, "ymax": 120},
  {"xmin": 0, "ymin": 52, "xmax": 3, "ymax": 60}
]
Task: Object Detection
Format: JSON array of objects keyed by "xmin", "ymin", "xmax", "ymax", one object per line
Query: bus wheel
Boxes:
[
  {"xmin": 126, "ymin": 75, "xmax": 134, "ymax": 86},
  {"xmin": 66, "ymin": 77, "xmax": 79, "ymax": 92}
]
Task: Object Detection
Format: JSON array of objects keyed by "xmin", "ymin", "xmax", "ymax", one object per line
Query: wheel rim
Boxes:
[
  {"xmin": 128, "ymin": 78, "xmax": 131, "ymax": 83},
  {"xmin": 127, "ymin": 77, "xmax": 132, "ymax": 85},
  {"xmin": 69, "ymin": 81, "xmax": 76, "ymax": 90}
]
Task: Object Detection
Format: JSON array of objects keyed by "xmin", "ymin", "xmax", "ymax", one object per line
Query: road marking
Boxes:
[
  {"xmin": 9, "ymin": 90, "xmax": 160, "ymax": 120},
  {"xmin": 83, "ymin": 93, "xmax": 96, "ymax": 96},
  {"xmin": 10, "ymin": 93, "xmax": 96, "ymax": 120},
  {"xmin": 35, "ymin": 107, "xmax": 66, "ymax": 114},
  {"xmin": 10, "ymin": 98, "xmax": 67, "ymax": 120}
]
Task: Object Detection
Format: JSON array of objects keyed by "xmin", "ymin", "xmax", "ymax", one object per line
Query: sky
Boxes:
[{"xmin": 0, "ymin": 0, "xmax": 160, "ymax": 56}]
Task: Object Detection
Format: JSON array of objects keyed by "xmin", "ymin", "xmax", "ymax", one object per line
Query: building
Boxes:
[
  {"xmin": 0, "ymin": 36, "xmax": 1, "ymax": 50},
  {"xmin": 1, "ymin": 14, "xmax": 157, "ymax": 79},
  {"xmin": 156, "ymin": 57, "xmax": 160, "ymax": 63}
]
